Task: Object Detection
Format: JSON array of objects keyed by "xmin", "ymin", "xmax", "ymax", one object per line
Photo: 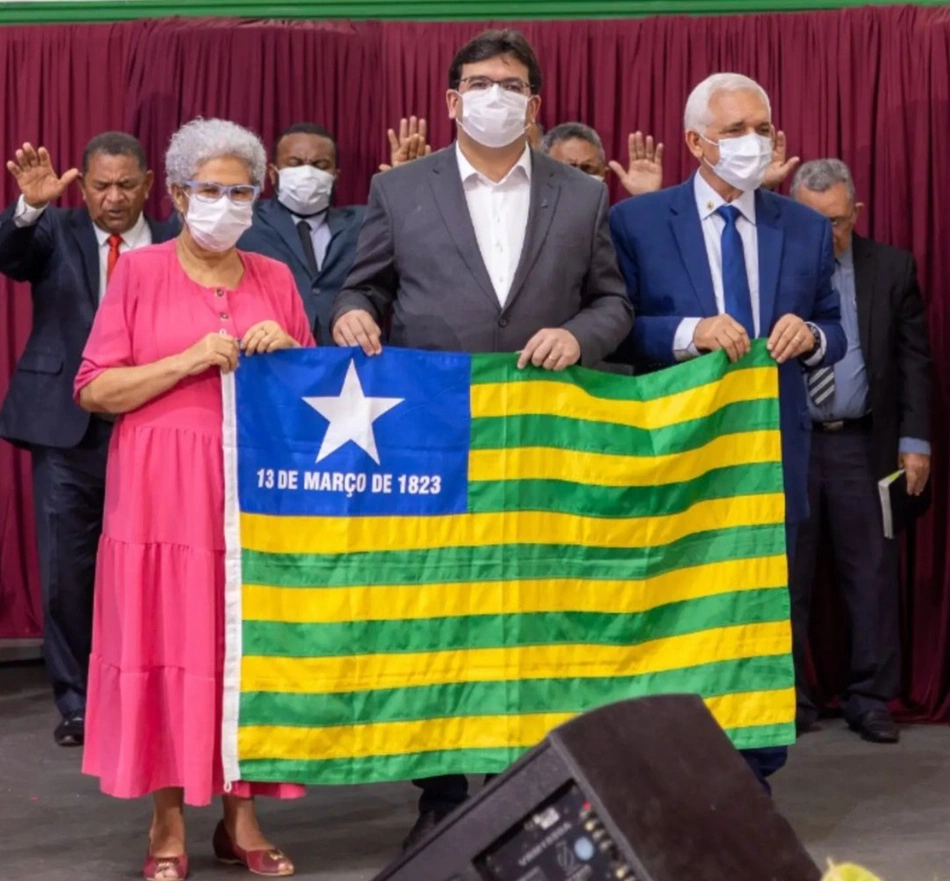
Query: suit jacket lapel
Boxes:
[
  {"xmin": 427, "ymin": 147, "xmax": 500, "ymax": 309},
  {"xmin": 505, "ymin": 152, "xmax": 559, "ymax": 312},
  {"xmin": 260, "ymin": 199, "xmax": 312, "ymax": 277},
  {"xmin": 670, "ymin": 178, "xmax": 717, "ymax": 317},
  {"xmin": 71, "ymin": 209, "xmax": 100, "ymax": 309},
  {"xmin": 755, "ymin": 190, "xmax": 783, "ymax": 335},
  {"xmin": 852, "ymin": 234, "xmax": 874, "ymax": 354}
]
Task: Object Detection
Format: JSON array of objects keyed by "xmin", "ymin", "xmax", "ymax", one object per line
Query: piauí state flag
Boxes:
[{"xmin": 221, "ymin": 342, "xmax": 794, "ymax": 786}]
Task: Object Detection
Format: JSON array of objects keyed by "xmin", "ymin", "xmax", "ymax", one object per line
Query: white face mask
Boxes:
[
  {"xmin": 457, "ymin": 85, "xmax": 529, "ymax": 149},
  {"xmin": 277, "ymin": 165, "xmax": 334, "ymax": 217},
  {"xmin": 588, "ymin": 173, "xmax": 607, "ymax": 183},
  {"xmin": 702, "ymin": 132, "xmax": 772, "ymax": 191},
  {"xmin": 184, "ymin": 195, "xmax": 254, "ymax": 253}
]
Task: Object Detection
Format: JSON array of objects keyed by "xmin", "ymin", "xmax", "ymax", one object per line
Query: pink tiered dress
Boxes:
[{"xmin": 75, "ymin": 241, "xmax": 313, "ymax": 805}]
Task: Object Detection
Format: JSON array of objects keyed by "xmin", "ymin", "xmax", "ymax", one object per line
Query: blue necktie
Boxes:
[{"xmin": 716, "ymin": 204, "xmax": 755, "ymax": 338}]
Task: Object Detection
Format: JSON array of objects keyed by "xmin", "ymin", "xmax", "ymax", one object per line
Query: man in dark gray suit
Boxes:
[
  {"xmin": 332, "ymin": 28, "xmax": 632, "ymax": 850},
  {"xmin": 332, "ymin": 29, "xmax": 631, "ymax": 374}
]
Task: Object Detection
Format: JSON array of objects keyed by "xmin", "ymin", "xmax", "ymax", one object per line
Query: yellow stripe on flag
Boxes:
[
  {"xmin": 237, "ymin": 688, "xmax": 794, "ymax": 760},
  {"xmin": 243, "ymin": 554, "xmax": 788, "ymax": 624},
  {"xmin": 240, "ymin": 492, "xmax": 785, "ymax": 556},
  {"xmin": 468, "ymin": 430, "xmax": 780, "ymax": 486},
  {"xmin": 241, "ymin": 620, "xmax": 792, "ymax": 694},
  {"xmin": 470, "ymin": 367, "xmax": 777, "ymax": 429}
]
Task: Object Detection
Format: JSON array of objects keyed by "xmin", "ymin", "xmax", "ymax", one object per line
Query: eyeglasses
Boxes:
[
  {"xmin": 184, "ymin": 180, "xmax": 260, "ymax": 204},
  {"xmin": 829, "ymin": 213, "xmax": 856, "ymax": 230},
  {"xmin": 459, "ymin": 76, "xmax": 531, "ymax": 95}
]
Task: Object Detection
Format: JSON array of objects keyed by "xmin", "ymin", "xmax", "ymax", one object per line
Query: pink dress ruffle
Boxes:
[{"xmin": 75, "ymin": 241, "xmax": 314, "ymax": 805}]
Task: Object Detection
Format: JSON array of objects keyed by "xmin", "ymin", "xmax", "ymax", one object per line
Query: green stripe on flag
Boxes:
[
  {"xmin": 238, "ymin": 655, "xmax": 792, "ymax": 727},
  {"xmin": 238, "ymin": 721, "xmax": 795, "ymax": 785},
  {"xmin": 468, "ymin": 462, "xmax": 783, "ymax": 517},
  {"xmin": 470, "ymin": 346, "xmax": 774, "ymax": 394},
  {"xmin": 242, "ymin": 589, "xmax": 789, "ymax": 657},
  {"xmin": 241, "ymin": 523, "xmax": 786, "ymax": 589},
  {"xmin": 469, "ymin": 398, "xmax": 779, "ymax": 456}
]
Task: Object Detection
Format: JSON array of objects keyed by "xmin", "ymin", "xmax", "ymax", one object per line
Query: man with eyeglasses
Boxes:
[
  {"xmin": 789, "ymin": 159, "xmax": 932, "ymax": 745},
  {"xmin": 541, "ymin": 123, "xmax": 665, "ymax": 195},
  {"xmin": 0, "ymin": 134, "xmax": 176, "ymax": 747},
  {"xmin": 332, "ymin": 27, "xmax": 632, "ymax": 849}
]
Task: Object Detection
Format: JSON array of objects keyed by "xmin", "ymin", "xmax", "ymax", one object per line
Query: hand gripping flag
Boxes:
[{"xmin": 221, "ymin": 342, "xmax": 794, "ymax": 785}]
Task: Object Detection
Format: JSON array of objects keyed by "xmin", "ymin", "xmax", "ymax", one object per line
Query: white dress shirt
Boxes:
[
  {"xmin": 14, "ymin": 195, "xmax": 152, "ymax": 300},
  {"xmin": 673, "ymin": 174, "xmax": 760, "ymax": 358},
  {"xmin": 456, "ymin": 143, "xmax": 531, "ymax": 307},
  {"xmin": 292, "ymin": 210, "xmax": 332, "ymax": 272},
  {"xmin": 673, "ymin": 174, "xmax": 825, "ymax": 364}
]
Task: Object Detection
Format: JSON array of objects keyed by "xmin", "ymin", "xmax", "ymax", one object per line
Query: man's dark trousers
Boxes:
[
  {"xmin": 790, "ymin": 421, "xmax": 900, "ymax": 726},
  {"xmin": 30, "ymin": 418, "xmax": 112, "ymax": 717}
]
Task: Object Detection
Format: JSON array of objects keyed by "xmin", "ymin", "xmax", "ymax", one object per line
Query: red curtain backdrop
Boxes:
[{"xmin": 1, "ymin": 7, "xmax": 948, "ymax": 719}]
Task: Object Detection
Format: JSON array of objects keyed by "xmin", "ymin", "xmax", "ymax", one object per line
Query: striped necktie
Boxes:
[{"xmin": 807, "ymin": 365, "xmax": 835, "ymax": 406}]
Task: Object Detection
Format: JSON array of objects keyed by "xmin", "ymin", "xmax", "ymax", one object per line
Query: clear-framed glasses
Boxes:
[
  {"xmin": 459, "ymin": 76, "xmax": 531, "ymax": 95},
  {"xmin": 185, "ymin": 180, "xmax": 260, "ymax": 204}
]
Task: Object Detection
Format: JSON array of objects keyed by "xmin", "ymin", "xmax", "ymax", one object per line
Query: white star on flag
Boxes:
[{"xmin": 303, "ymin": 360, "xmax": 403, "ymax": 464}]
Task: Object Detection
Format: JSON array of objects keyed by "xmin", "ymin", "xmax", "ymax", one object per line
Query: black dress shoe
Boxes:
[
  {"xmin": 402, "ymin": 810, "xmax": 449, "ymax": 852},
  {"xmin": 796, "ymin": 715, "xmax": 821, "ymax": 736},
  {"xmin": 850, "ymin": 708, "xmax": 899, "ymax": 744},
  {"xmin": 54, "ymin": 713, "xmax": 84, "ymax": 747}
]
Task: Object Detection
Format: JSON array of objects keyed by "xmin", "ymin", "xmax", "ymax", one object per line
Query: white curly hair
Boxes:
[{"xmin": 164, "ymin": 118, "xmax": 267, "ymax": 189}]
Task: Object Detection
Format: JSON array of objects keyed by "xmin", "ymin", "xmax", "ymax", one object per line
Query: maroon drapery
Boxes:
[{"xmin": 1, "ymin": 7, "xmax": 948, "ymax": 720}]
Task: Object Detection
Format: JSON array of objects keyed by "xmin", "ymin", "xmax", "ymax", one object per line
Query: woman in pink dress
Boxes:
[{"xmin": 75, "ymin": 119, "xmax": 314, "ymax": 881}]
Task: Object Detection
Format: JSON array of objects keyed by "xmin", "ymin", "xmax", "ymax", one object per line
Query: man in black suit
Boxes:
[
  {"xmin": 238, "ymin": 123, "xmax": 364, "ymax": 345},
  {"xmin": 790, "ymin": 158, "xmax": 932, "ymax": 743},
  {"xmin": 333, "ymin": 29, "xmax": 632, "ymax": 849},
  {"xmin": 0, "ymin": 134, "xmax": 175, "ymax": 746}
]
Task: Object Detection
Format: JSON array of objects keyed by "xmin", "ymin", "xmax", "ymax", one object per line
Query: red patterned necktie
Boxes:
[{"xmin": 106, "ymin": 234, "xmax": 123, "ymax": 286}]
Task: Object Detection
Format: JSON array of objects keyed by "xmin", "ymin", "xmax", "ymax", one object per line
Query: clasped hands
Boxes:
[
  {"xmin": 694, "ymin": 313, "xmax": 815, "ymax": 364},
  {"xmin": 178, "ymin": 321, "xmax": 296, "ymax": 376},
  {"xmin": 333, "ymin": 310, "xmax": 581, "ymax": 371}
]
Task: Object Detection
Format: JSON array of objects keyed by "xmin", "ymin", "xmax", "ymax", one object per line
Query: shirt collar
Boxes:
[
  {"xmin": 694, "ymin": 172, "xmax": 757, "ymax": 225},
  {"xmin": 292, "ymin": 209, "xmax": 329, "ymax": 230},
  {"xmin": 456, "ymin": 142, "xmax": 532, "ymax": 187},
  {"xmin": 94, "ymin": 211, "xmax": 149, "ymax": 248},
  {"xmin": 836, "ymin": 246, "xmax": 854, "ymax": 270}
]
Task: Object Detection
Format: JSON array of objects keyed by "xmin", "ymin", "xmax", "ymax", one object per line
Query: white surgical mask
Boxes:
[
  {"xmin": 588, "ymin": 173, "xmax": 607, "ymax": 183},
  {"xmin": 702, "ymin": 132, "xmax": 772, "ymax": 191},
  {"xmin": 457, "ymin": 85, "xmax": 529, "ymax": 149},
  {"xmin": 277, "ymin": 165, "xmax": 334, "ymax": 217},
  {"xmin": 184, "ymin": 196, "xmax": 253, "ymax": 253}
]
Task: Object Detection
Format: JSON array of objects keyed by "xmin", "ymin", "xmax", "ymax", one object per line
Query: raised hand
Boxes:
[
  {"xmin": 762, "ymin": 131, "xmax": 801, "ymax": 191},
  {"xmin": 379, "ymin": 117, "xmax": 431, "ymax": 173},
  {"xmin": 6, "ymin": 143, "xmax": 80, "ymax": 208},
  {"xmin": 609, "ymin": 132, "xmax": 664, "ymax": 197}
]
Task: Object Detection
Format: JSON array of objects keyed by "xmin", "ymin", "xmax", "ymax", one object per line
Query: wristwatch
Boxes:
[{"xmin": 805, "ymin": 322, "xmax": 821, "ymax": 356}]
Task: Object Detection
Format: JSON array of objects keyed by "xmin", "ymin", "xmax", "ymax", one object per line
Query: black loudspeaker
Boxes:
[{"xmin": 373, "ymin": 694, "xmax": 819, "ymax": 881}]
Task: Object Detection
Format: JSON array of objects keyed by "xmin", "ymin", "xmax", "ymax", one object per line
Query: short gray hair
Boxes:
[
  {"xmin": 165, "ymin": 118, "xmax": 267, "ymax": 189},
  {"xmin": 684, "ymin": 73, "xmax": 771, "ymax": 133},
  {"xmin": 791, "ymin": 158, "xmax": 856, "ymax": 204},
  {"xmin": 541, "ymin": 122, "xmax": 606, "ymax": 164}
]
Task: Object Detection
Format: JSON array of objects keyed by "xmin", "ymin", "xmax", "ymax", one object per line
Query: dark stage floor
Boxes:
[{"xmin": 1, "ymin": 663, "xmax": 947, "ymax": 880}]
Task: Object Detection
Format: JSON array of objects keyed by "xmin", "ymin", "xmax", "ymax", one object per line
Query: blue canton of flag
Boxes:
[{"xmin": 233, "ymin": 348, "xmax": 471, "ymax": 516}]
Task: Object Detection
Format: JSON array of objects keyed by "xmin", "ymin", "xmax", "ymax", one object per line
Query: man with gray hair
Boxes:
[
  {"xmin": 609, "ymin": 72, "xmax": 847, "ymax": 788},
  {"xmin": 542, "ymin": 122, "xmax": 664, "ymax": 195},
  {"xmin": 790, "ymin": 158, "xmax": 931, "ymax": 744}
]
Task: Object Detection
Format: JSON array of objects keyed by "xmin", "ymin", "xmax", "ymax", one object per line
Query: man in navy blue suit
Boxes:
[
  {"xmin": 238, "ymin": 123, "xmax": 365, "ymax": 345},
  {"xmin": 609, "ymin": 73, "xmax": 846, "ymax": 785},
  {"xmin": 0, "ymin": 134, "xmax": 175, "ymax": 746}
]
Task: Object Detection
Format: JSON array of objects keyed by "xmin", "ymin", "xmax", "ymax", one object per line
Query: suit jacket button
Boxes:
[{"xmin": 498, "ymin": 317, "xmax": 509, "ymax": 328}]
